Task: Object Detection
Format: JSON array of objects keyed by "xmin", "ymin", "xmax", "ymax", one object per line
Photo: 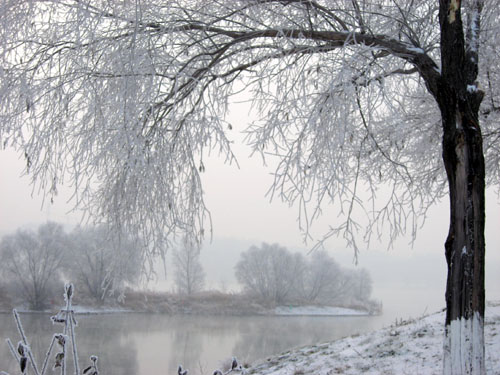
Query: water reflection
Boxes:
[
  {"xmin": 75, "ymin": 315, "xmax": 139, "ymax": 374},
  {"xmin": 0, "ymin": 313, "xmax": 138, "ymax": 375},
  {"xmin": 0, "ymin": 313, "xmax": 384, "ymax": 375}
]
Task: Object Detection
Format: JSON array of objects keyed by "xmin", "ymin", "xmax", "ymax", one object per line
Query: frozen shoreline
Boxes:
[
  {"xmin": 274, "ymin": 305, "xmax": 371, "ymax": 316},
  {"xmin": 2, "ymin": 307, "xmax": 370, "ymax": 316},
  {"xmin": 3, "ymin": 303, "xmax": 373, "ymax": 316}
]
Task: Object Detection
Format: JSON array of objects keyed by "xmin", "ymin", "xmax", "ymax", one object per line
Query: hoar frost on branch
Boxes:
[{"xmin": 0, "ymin": 1, "xmax": 498, "ymax": 252}]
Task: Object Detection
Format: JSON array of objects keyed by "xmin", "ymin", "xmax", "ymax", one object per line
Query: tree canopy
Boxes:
[
  {"xmin": 172, "ymin": 236, "xmax": 205, "ymax": 295},
  {"xmin": 68, "ymin": 225, "xmax": 142, "ymax": 302},
  {"xmin": 0, "ymin": 1, "xmax": 497, "ymax": 253}
]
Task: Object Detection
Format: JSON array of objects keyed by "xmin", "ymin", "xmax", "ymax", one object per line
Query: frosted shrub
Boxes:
[{"xmin": 1, "ymin": 284, "xmax": 98, "ymax": 375}]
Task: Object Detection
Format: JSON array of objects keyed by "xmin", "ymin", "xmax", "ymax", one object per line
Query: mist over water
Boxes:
[
  {"xmin": 0, "ymin": 313, "xmax": 388, "ymax": 375},
  {"xmin": 1, "ymin": 149, "xmax": 500, "ymax": 375}
]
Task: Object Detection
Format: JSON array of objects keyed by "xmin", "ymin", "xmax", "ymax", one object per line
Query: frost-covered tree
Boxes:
[
  {"xmin": 295, "ymin": 250, "xmax": 342, "ymax": 303},
  {"xmin": 297, "ymin": 251, "xmax": 374, "ymax": 306},
  {"xmin": 235, "ymin": 243, "xmax": 304, "ymax": 304},
  {"xmin": 67, "ymin": 225, "xmax": 142, "ymax": 303},
  {"xmin": 172, "ymin": 236, "xmax": 205, "ymax": 295},
  {"xmin": 345, "ymin": 267, "xmax": 373, "ymax": 305},
  {"xmin": 0, "ymin": 222, "xmax": 68, "ymax": 310},
  {"xmin": 238, "ymin": 246, "xmax": 373, "ymax": 306},
  {"xmin": 0, "ymin": 1, "xmax": 498, "ymax": 372},
  {"xmin": 354, "ymin": 268, "xmax": 373, "ymax": 303}
]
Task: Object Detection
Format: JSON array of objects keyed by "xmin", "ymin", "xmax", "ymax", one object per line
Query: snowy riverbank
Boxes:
[
  {"xmin": 246, "ymin": 302, "xmax": 500, "ymax": 374},
  {"xmin": 274, "ymin": 305, "xmax": 370, "ymax": 316},
  {"xmin": 4, "ymin": 304, "xmax": 371, "ymax": 316},
  {"xmin": 0, "ymin": 289, "xmax": 378, "ymax": 316}
]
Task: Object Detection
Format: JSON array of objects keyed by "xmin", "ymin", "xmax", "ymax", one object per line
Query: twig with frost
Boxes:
[
  {"xmin": 82, "ymin": 356, "xmax": 99, "ymax": 375},
  {"xmin": 40, "ymin": 335, "xmax": 57, "ymax": 375},
  {"xmin": 213, "ymin": 357, "xmax": 245, "ymax": 375},
  {"xmin": 16, "ymin": 342, "xmax": 28, "ymax": 374},
  {"xmin": 178, "ymin": 364, "xmax": 188, "ymax": 375},
  {"xmin": 60, "ymin": 284, "xmax": 80, "ymax": 375},
  {"xmin": 1, "ymin": 284, "xmax": 98, "ymax": 375},
  {"xmin": 6, "ymin": 339, "xmax": 20, "ymax": 363},
  {"xmin": 12, "ymin": 310, "xmax": 40, "ymax": 375}
]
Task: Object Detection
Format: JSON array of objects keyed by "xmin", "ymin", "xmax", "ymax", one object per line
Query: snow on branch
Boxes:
[{"xmin": 0, "ymin": 0, "xmax": 498, "ymax": 254}]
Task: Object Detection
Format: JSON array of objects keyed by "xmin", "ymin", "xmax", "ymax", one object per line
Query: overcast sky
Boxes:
[{"xmin": 1, "ymin": 103, "xmax": 500, "ymax": 321}]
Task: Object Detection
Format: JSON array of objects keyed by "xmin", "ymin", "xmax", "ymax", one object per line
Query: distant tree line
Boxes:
[
  {"xmin": 170, "ymin": 241, "xmax": 377, "ymax": 312},
  {"xmin": 0, "ymin": 224, "xmax": 376, "ymax": 312},
  {"xmin": 0, "ymin": 222, "xmax": 142, "ymax": 310},
  {"xmin": 236, "ymin": 243, "xmax": 376, "ymax": 310}
]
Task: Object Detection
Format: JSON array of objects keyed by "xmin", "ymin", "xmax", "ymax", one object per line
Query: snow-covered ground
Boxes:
[
  {"xmin": 71, "ymin": 305, "xmax": 133, "ymax": 314},
  {"xmin": 247, "ymin": 302, "xmax": 500, "ymax": 375},
  {"xmin": 274, "ymin": 305, "xmax": 370, "ymax": 316}
]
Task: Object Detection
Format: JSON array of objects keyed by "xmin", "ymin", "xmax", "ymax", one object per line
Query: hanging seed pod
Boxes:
[
  {"xmin": 87, "ymin": 355, "xmax": 99, "ymax": 375},
  {"xmin": 65, "ymin": 284, "xmax": 73, "ymax": 300},
  {"xmin": 55, "ymin": 334, "xmax": 66, "ymax": 347},
  {"xmin": 19, "ymin": 356, "xmax": 27, "ymax": 373},
  {"xmin": 51, "ymin": 313, "xmax": 66, "ymax": 324},
  {"xmin": 17, "ymin": 342, "xmax": 25, "ymax": 356},
  {"xmin": 54, "ymin": 352, "xmax": 64, "ymax": 368},
  {"xmin": 178, "ymin": 365, "xmax": 188, "ymax": 375},
  {"xmin": 231, "ymin": 358, "xmax": 238, "ymax": 370}
]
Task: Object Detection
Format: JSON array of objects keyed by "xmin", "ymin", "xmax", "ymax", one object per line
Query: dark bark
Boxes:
[
  {"xmin": 439, "ymin": 87, "xmax": 485, "ymax": 324},
  {"xmin": 437, "ymin": 0, "xmax": 486, "ymax": 373},
  {"xmin": 439, "ymin": 81, "xmax": 485, "ymax": 374}
]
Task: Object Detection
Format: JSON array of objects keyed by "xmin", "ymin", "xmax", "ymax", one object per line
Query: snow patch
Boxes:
[
  {"xmin": 71, "ymin": 305, "xmax": 133, "ymax": 314},
  {"xmin": 467, "ymin": 84, "xmax": 478, "ymax": 93},
  {"xmin": 406, "ymin": 46, "xmax": 424, "ymax": 54},
  {"xmin": 443, "ymin": 312, "xmax": 485, "ymax": 374},
  {"xmin": 274, "ymin": 305, "xmax": 369, "ymax": 316}
]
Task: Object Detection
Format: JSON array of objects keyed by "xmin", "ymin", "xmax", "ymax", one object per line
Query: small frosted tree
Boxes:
[
  {"xmin": 235, "ymin": 243, "xmax": 304, "ymax": 304},
  {"xmin": 352, "ymin": 268, "xmax": 373, "ymax": 304},
  {"xmin": 67, "ymin": 225, "xmax": 142, "ymax": 303},
  {"xmin": 0, "ymin": 222, "xmax": 68, "ymax": 310},
  {"xmin": 294, "ymin": 250, "xmax": 336, "ymax": 303},
  {"xmin": 337, "ymin": 267, "xmax": 373, "ymax": 306},
  {"xmin": 172, "ymin": 236, "xmax": 205, "ymax": 296},
  {"xmin": 295, "ymin": 250, "xmax": 351, "ymax": 304},
  {"xmin": 1, "ymin": 1, "xmax": 499, "ymax": 372}
]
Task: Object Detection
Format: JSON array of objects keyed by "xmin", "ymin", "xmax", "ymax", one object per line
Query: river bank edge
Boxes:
[
  {"xmin": 0, "ymin": 289, "xmax": 380, "ymax": 316},
  {"xmin": 0, "ymin": 304, "xmax": 375, "ymax": 317},
  {"xmin": 244, "ymin": 301, "xmax": 500, "ymax": 375}
]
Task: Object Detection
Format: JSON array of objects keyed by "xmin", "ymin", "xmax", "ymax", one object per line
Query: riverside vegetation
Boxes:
[{"xmin": 0, "ymin": 225, "xmax": 380, "ymax": 316}]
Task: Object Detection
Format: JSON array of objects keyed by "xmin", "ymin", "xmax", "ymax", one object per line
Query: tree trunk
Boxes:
[
  {"xmin": 439, "ymin": 82, "xmax": 486, "ymax": 375},
  {"xmin": 438, "ymin": 1, "xmax": 486, "ymax": 373}
]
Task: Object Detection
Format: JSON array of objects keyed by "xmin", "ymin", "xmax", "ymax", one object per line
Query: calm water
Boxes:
[{"xmin": 0, "ymin": 312, "xmax": 387, "ymax": 374}]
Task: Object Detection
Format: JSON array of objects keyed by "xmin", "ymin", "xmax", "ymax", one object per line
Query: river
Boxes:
[{"xmin": 0, "ymin": 312, "xmax": 389, "ymax": 374}]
